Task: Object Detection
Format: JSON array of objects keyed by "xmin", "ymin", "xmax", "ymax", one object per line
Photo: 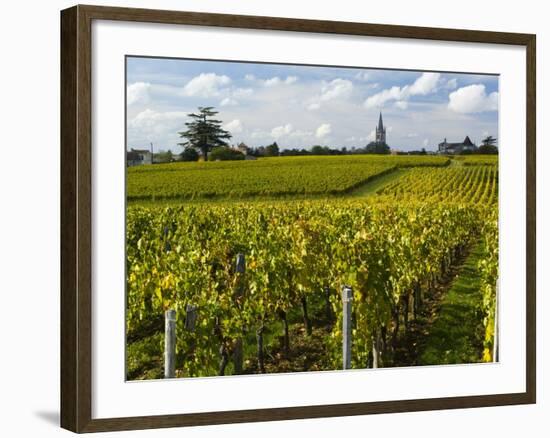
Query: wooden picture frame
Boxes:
[{"xmin": 60, "ymin": 4, "xmax": 536, "ymax": 433}]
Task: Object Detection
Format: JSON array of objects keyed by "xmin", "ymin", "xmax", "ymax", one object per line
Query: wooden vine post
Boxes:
[
  {"xmin": 164, "ymin": 309, "xmax": 176, "ymax": 378},
  {"xmin": 493, "ymin": 278, "xmax": 500, "ymax": 362},
  {"xmin": 372, "ymin": 329, "xmax": 381, "ymax": 369},
  {"xmin": 233, "ymin": 253, "xmax": 246, "ymax": 374},
  {"xmin": 342, "ymin": 285, "xmax": 353, "ymax": 370}
]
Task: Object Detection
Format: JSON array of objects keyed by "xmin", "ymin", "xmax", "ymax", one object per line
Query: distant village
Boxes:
[{"xmin": 127, "ymin": 112, "xmax": 497, "ymax": 166}]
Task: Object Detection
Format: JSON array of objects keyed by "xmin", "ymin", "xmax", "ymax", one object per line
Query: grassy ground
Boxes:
[
  {"xmin": 347, "ymin": 168, "xmax": 408, "ymax": 197},
  {"xmin": 417, "ymin": 242, "xmax": 485, "ymax": 365}
]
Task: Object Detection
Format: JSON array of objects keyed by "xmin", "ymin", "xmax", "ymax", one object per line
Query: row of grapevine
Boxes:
[
  {"xmin": 127, "ymin": 200, "xmax": 489, "ymax": 377},
  {"xmin": 459, "ymin": 155, "xmax": 499, "ymax": 166},
  {"xmin": 376, "ymin": 165, "xmax": 498, "ymax": 205},
  {"xmin": 127, "ymin": 155, "xmax": 450, "ymax": 201},
  {"xmin": 478, "ymin": 209, "xmax": 499, "ymax": 362}
]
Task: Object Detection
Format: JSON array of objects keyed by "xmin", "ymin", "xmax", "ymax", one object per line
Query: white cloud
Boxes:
[
  {"xmin": 285, "ymin": 76, "xmax": 298, "ymax": 85},
  {"xmin": 347, "ymin": 135, "xmax": 370, "ymax": 144},
  {"xmin": 127, "ymin": 82, "xmax": 151, "ymax": 105},
  {"xmin": 250, "ymin": 130, "xmax": 267, "ymax": 139},
  {"xmin": 306, "ymin": 79, "xmax": 354, "ymax": 109},
  {"xmin": 251, "ymin": 126, "xmax": 312, "ymax": 142},
  {"xmin": 320, "ymin": 78, "xmax": 353, "ymax": 101},
  {"xmin": 271, "ymin": 124, "xmax": 293, "ymax": 138},
  {"xmin": 232, "ymin": 87, "xmax": 253, "ymax": 98},
  {"xmin": 219, "ymin": 87, "xmax": 253, "ymax": 106},
  {"xmin": 220, "ymin": 97, "xmax": 238, "ymax": 107},
  {"xmin": 364, "ymin": 86, "xmax": 403, "ymax": 109},
  {"xmin": 406, "ymin": 133, "xmax": 419, "ymax": 138},
  {"xmin": 244, "ymin": 74, "xmax": 256, "ymax": 81},
  {"xmin": 367, "ymin": 129, "xmax": 376, "ymax": 142},
  {"xmin": 315, "ymin": 123, "xmax": 331, "ymax": 138},
  {"xmin": 127, "ymin": 109, "xmax": 188, "ymax": 148},
  {"xmin": 395, "ymin": 101, "xmax": 408, "ymax": 110},
  {"xmin": 448, "ymin": 84, "xmax": 499, "ymax": 113},
  {"xmin": 289, "ymin": 129, "xmax": 313, "ymax": 139},
  {"xmin": 423, "ymin": 139, "xmax": 429, "ymax": 147},
  {"xmin": 364, "ymin": 72, "xmax": 440, "ymax": 108},
  {"xmin": 408, "ymin": 72, "xmax": 440, "ymax": 95},
  {"xmin": 223, "ymin": 119, "xmax": 243, "ymax": 134},
  {"xmin": 263, "ymin": 76, "xmax": 298, "ymax": 87},
  {"xmin": 264, "ymin": 77, "xmax": 282, "ymax": 87},
  {"xmin": 129, "ymin": 108, "xmax": 187, "ymax": 129},
  {"xmin": 355, "ymin": 71, "xmax": 370, "ymax": 81},
  {"xmin": 445, "ymin": 78, "xmax": 458, "ymax": 89},
  {"xmin": 182, "ymin": 73, "xmax": 231, "ymax": 97}
]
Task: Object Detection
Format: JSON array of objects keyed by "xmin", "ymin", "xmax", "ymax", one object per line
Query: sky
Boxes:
[{"xmin": 126, "ymin": 56, "xmax": 499, "ymax": 153}]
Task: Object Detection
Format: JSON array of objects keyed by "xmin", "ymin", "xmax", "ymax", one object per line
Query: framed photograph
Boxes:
[{"xmin": 60, "ymin": 4, "xmax": 536, "ymax": 433}]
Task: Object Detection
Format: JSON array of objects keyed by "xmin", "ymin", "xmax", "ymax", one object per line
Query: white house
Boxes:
[{"xmin": 127, "ymin": 148, "xmax": 153, "ymax": 166}]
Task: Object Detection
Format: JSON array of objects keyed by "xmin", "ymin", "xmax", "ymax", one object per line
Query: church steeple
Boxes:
[
  {"xmin": 378, "ymin": 112, "xmax": 384, "ymax": 131},
  {"xmin": 375, "ymin": 111, "xmax": 386, "ymax": 144}
]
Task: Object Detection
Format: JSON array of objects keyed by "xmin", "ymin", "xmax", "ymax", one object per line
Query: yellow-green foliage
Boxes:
[
  {"xmin": 478, "ymin": 211, "xmax": 499, "ymax": 362},
  {"xmin": 127, "ymin": 202, "xmax": 495, "ymax": 375},
  {"xmin": 126, "ymin": 155, "xmax": 498, "ymax": 376},
  {"xmin": 376, "ymin": 165, "xmax": 498, "ymax": 205},
  {"xmin": 461, "ymin": 155, "xmax": 499, "ymax": 166},
  {"xmin": 127, "ymin": 155, "xmax": 449, "ymax": 200}
]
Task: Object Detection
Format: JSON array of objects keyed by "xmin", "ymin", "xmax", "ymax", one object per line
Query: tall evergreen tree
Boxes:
[
  {"xmin": 481, "ymin": 135, "xmax": 497, "ymax": 147},
  {"xmin": 478, "ymin": 135, "xmax": 498, "ymax": 154},
  {"xmin": 177, "ymin": 107, "xmax": 232, "ymax": 161}
]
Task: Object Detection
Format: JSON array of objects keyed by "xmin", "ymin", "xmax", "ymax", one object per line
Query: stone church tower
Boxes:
[{"xmin": 375, "ymin": 112, "xmax": 386, "ymax": 144}]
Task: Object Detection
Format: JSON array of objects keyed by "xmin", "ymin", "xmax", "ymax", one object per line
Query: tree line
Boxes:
[{"xmin": 172, "ymin": 106, "xmax": 497, "ymax": 162}]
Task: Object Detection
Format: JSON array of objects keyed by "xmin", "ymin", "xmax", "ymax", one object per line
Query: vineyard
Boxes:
[
  {"xmin": 376, "ymin": 165, "xmax": 498, "ymax": 204},
  {"xmin": 454, "ymin": 155, "xmax": 499, "ymax": 166},
  {"xmin": 126, "ymin": 155, "xmax": 498, "ymax": 379},
  {"xmin": 127, "ymin": 155, "xmax": 449, "ymax": 201}
]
